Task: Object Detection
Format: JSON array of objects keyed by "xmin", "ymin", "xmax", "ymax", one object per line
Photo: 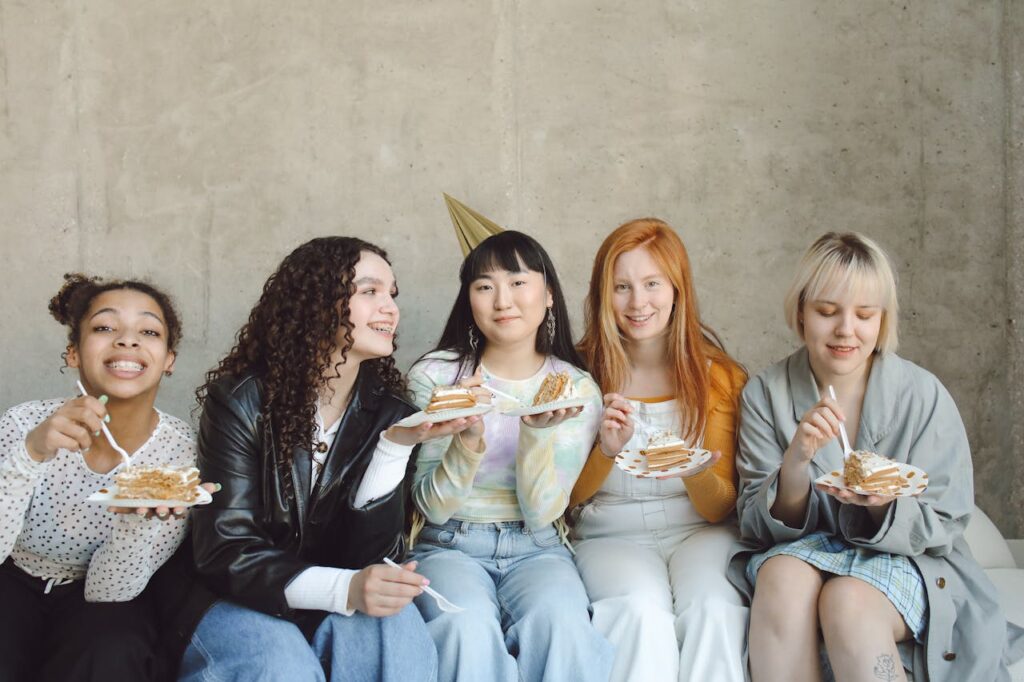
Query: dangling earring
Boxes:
[
  {"xmin": 468, "ymin": 326, "xmax": 479, "ymax": 352},
  {"xmin": 545, "ymin": 307, "xmax": 556, "ymax": 347}
]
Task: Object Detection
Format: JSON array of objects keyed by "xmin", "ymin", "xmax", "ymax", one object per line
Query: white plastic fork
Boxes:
[
  {"xmin": 481, "ymin": 383, "xmax": 523, "ymax": 411},
  {"xmin": 383, "ymin": 557, "xmax": 464, "ymax": 613},
  {"xmin": 827, "ymin": 385, "xmax": 853, "ymax": 461},
  {"xmin": 76, "ymin": 380, "xmax": 131, "ymax": 466}
]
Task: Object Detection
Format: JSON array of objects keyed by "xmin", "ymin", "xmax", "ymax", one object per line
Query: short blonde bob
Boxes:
[{"xmin": 783, "ymin": 232, "xmax": 899, "ymax": 354}]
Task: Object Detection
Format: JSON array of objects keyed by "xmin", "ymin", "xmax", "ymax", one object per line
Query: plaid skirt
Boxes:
[{"xmin": 747, "ymin": 531, "xmax": 927, "ymax": 640}]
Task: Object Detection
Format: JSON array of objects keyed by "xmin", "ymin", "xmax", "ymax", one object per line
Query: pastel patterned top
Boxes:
[
  {"xmin": 0, "ymin": 398, "xmax": 196, "ymax": 601},
  {"xmin": 407, "ymin": 351, "xmax": 601, "ymax": 530}
]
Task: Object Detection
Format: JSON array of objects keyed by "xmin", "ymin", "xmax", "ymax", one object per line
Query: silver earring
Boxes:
[
  {"xmin": 545, "ymin": 308, "xmax": 556, "ymax": 347},
  {"xmin": 468, "ymin": 326, "xmax": 479, "ymax": 352}
]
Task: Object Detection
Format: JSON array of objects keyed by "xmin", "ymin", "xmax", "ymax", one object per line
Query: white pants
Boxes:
[{"xmin": 573, "ymin": 489, "xmax": 748, "ymax": 682}]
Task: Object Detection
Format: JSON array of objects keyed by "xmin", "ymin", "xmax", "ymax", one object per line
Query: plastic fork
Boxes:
[
  {"xmin": 76, "ymin": 380, "xmax": 131, "ymax": 466},
  {"xmin": 827, "ymin": 385, "xmax": 853, "ymax": 461},
  {"xmin": 481, "ymin": 383, "xmax": 522, "ymax": 411},
  {"xmin": 383, "ymin": 557, "xmax": 464, "ymax": 613}
]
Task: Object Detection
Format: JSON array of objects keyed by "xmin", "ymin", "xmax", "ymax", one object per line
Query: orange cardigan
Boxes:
[{"xmin": 568, "ymin": 360, "xmax": 747, "ymax": 523}]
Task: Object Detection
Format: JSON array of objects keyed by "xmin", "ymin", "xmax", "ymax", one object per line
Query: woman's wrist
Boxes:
[
  {"xmin": 457, "ymin": 431, "xmax": 484, "ymax": 454},
  {"xmin": 597, "ymin": 439, "xmax": 619, "ymax": 458}
]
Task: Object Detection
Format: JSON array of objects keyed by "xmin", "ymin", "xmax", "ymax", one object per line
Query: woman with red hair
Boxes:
[{"xmin": 569, "ymin": 218, "xmax": 748, "ymax": 682}]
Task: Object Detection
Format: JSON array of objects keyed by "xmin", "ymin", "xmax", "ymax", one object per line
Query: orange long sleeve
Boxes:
[{"xmin": 568, "ymin": 361, "xmax": 747, "ymax": 522}]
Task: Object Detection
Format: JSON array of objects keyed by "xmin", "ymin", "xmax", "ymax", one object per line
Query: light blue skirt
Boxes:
[{"xmin": 747, "ymin": 531, "xmax": 927, "ymax": 640}]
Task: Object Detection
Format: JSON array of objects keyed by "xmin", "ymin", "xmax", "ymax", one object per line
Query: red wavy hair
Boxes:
[{"xmin": 578, "ymin": 218, "xmax": 741, "ymax": 442}]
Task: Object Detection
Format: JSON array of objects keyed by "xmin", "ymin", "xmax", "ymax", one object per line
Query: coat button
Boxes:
[
  {"xmin": 943, "ymin": 652, "xmax": 956, "ymax": 661},
  {"xmin": 936, "ymin": 577, "xmax": 946, "ymax": 588}
]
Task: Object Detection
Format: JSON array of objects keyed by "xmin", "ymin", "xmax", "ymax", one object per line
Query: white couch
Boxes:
[{"xmin": 963, "ymin": 506, "xmax": 1024, "ymax": 680}]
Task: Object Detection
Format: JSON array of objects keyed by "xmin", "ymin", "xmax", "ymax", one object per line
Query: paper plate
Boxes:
[
  {"xmin": 614, "ymin": 446, "xmax": 713, "ymax": 479},
  {"xmin": 814, "ymin": 461, "xmax": 928, "ymax": 497},
  {"xmin": 501, "ymin": 396, "xmax": 589, "ymax": 417},
  {"xmin": 395, "ymin": 403, "xmax": 493, "ymax": 428},
  {"xmin": 87, "ymin": 485, "xmax": 213, "ymax": 509}
]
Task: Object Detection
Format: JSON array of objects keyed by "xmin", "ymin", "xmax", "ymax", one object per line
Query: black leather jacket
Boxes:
[{"xmin": 190, "ymin": 364, "xmax": 418, "ymax": 619}]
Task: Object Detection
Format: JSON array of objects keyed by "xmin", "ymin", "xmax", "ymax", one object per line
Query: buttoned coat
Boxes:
[{"xmin": 729, "ymin": 347, "xmax": 1024, "ymax": 681}]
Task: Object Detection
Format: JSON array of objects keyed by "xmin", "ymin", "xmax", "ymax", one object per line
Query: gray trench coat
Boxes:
[{"xmin": 729, "ymin": 347, "xmax": 1024, "ymax": 681}]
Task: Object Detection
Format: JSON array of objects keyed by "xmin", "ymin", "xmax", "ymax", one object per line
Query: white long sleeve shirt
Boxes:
[
  {"xmin": 282, "ymin": 411, "xmax": 414, "ymax": 616},
  {"xmin": 0, "ymin": 399, "xmax": 196, "ymax": 601}
]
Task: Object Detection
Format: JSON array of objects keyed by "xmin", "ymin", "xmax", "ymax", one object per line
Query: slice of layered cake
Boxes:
[
  {"xmin": 640, "ymin": 431, "xmax": 695, "ymax": 471},
  {"xmin": 532, "ymin": 371, "xmax": 576, "ymax": 405},
  {"xmin": 843, "ymin": 450, "xmax": 905, "ymax": 494},
  {"xmin": 115, "ymin": 465, "xmax": 200, "ymax": 502},
  {"xmin": 425, "ymin": 385, "xmax": 478, "ymax": 413}
]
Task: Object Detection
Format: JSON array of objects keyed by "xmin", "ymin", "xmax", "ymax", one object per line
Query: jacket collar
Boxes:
[
  {"xmin": 311, "ymin": 363, "xmax": 386, "ymax": 499},
  {"xmin": 787, "ymin": 347, "xmax": 902, "ymax": 462}
]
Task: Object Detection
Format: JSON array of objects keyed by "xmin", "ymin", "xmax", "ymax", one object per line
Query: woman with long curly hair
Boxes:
[
  {"xmin": 0, "ymin": 273, "xmax": 193, "ymax": 681},
  {"xmin": 406, "ymin": 230, "xmax": 613, "ymax": 682},
  {"xmin": 568, "ymin": 218, "xmax": 748, "ymax": 682},
  {"xmin": 176, "ymin": 237, "xmax": 452, "ymax": 681}
]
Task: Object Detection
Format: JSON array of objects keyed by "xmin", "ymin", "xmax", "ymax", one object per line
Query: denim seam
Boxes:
[{"xmin": 189, "ymin": 632, "xmax": 222, "ymax": 682}]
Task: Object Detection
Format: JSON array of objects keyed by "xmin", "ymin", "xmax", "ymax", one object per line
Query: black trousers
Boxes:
[{"xmin": 0, "ymin": 559, "xmax": 159, "ymax": 682}]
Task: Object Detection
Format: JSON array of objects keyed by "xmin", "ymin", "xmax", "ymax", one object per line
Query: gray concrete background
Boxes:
[{"xmin": 1, "ymin": 2, "xmax": 1021, "ymax": 533}]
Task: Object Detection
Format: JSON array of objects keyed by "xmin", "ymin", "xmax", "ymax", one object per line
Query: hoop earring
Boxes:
[
  {"xmin": 468, "ymin": 326, "xmax": 479, "ymax": 352},
  {"xmin": 545, "ymin": 308, "xmax": 556, "ymax": 347}
]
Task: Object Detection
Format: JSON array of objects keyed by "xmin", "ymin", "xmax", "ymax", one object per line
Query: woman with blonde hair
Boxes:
[
  {"xmin": 733, "ymin": 232, "xmax": 1023, "ymax": 681},
  {"xmin": 570, "ymin": 218, "xmax": 749, "ymax": 682}
]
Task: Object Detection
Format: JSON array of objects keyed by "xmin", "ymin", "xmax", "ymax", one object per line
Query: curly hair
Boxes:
[
  {"xmin": 49, "ymin": 272, "xmax": 183, "ymax": 366},
  {"xmin": 197, "ymin": 237, "xmax": 405, "ymax": 466}
]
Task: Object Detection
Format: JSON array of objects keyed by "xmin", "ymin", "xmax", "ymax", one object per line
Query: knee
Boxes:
[
  {"xmin": 604, "ymin": 594, "xmax": 672, "ymax": 627},
  {"xmin": 817, "ymin": 578, "xmax": 891, "ymax": 644},
  {"xmin": 429, "ymin": 609, "xmax": 502, "ymax": 646},
  {"xmin": 751, "ymin": 557, "xmax": 822, "ymax": 637},
  {"xmin": 381, "ymin": 606, "xmax": 435, "ymax": 652}
]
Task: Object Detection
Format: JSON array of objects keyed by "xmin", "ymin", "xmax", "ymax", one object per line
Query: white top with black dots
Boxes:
[{"xmin": 0, "ymin": 398, "xmax": 196, "ymax": 602}]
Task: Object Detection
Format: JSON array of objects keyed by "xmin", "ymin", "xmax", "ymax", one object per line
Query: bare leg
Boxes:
[
  {"xmin": 818, "ymin": 577, "xmax": 912, "ymax": 682},
  {"xmin": 749, "ymin": 556, "xmax": 824, "ymax": 682}
]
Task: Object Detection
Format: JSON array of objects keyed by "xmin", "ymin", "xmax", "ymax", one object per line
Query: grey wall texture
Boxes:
[{"xmin": 1, "ymin": 2, "xmax": 1021, "ymax": 534}]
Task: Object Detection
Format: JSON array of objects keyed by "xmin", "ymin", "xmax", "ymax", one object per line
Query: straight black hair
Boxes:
[{"xmin": 430, "ymin": 230, "xmax": 584, "ymax": 376}]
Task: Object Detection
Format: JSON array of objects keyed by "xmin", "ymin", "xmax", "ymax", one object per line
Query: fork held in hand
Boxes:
[
  {"xmin": 76, "ymin": 380, "xmax": 131, "ymax": 466},
  {"xmin": 382, "ymin": 557, "xmax": 464, "ymax": 613}
]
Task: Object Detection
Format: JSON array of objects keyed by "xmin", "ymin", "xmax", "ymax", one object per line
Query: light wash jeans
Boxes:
[
  {"xmin": 411, "ymin": 519, "xmax": 614, "ymax": 682},
  {"xmin": 178, "ymin": 600, "xmax": 437, "ymax": 682}
]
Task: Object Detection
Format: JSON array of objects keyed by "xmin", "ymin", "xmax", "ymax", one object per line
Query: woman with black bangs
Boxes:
[
  {"xmin": 176, "ymin": 237, "xmax": 449, "ymax": 681},
  {"xmin": 406, "ymin": 231, "xmax": 614, "ymax": 682}
]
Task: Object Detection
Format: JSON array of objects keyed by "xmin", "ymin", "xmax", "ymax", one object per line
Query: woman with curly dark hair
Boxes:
[
  {"xmin": 176, "ymin": 237, "xmax": 453, "ymax": 681},
  {"xmin": 0, "ymin": 273, "xmax": 194, "ymax": 681}
]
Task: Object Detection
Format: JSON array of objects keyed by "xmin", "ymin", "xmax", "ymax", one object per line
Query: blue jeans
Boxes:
[
  {"xmin": 178, "ymin": 600, "xmax": 437, "ymax": 682},
  {"xmin": 411, "ymin": 520, "xmax": 614, "ymax": 682}
]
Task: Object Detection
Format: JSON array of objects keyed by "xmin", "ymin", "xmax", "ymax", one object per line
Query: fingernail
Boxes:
[
  {"xmin": 214, "ymin": 483, "xmax": 223, "ymax": 492},
  {"xmin": 104, "ymin": 415, "xmax": 111, "ymax": 423},
  {"xmin": 98, "ymin": 395, "xmax": 109, "ymax": 404},
  {"xmin": 423, "ymin": 579, "xmax": 430, "ymax": 586},
  {"xmin": 136, "ymin": 508, "xmax": 147, "ymax": 516},
  {"xmin": 94, "ymin": 431, "xmax": 100, "ymax": 437}
]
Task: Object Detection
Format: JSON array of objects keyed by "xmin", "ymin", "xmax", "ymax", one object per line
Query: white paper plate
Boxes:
[
  {"xmin": 501, "ymin": 396, "xmax": 590, "ymax": 417},
  {"xmin": 87, "ymin": 484, "xmax": 213, "ymax": 509},
  {"xmin": 614, "ymin": 446, "xmax": 713, "ymax": 479},
  {"xmin": 814, "ymin": 461, "xmax": 928, "ymax": 497},
  {"xmin": 395, "ymin": 403, "xmax": 493, "ymax": 428}
]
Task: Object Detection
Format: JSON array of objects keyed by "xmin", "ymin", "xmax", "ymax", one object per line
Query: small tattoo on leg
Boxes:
[{"xmin": 873, "ymin": 653, "xmax": 899, "ymax": 681}]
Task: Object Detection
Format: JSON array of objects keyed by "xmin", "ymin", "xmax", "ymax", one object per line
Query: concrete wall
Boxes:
[{"xmin": 1, "ymin": 1, "xmax": 1019, "ymax": 533}]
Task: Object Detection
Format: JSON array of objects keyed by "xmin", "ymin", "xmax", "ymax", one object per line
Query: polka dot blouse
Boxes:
[{"xmin": 0, "ymin": 398, "xmax": 197, "ymax": 602}]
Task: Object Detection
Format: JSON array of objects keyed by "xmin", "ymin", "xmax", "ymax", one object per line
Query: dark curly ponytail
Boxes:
[{"xmin": 197, "ymin": 237, "xmax": 405, "ymax": 466}]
